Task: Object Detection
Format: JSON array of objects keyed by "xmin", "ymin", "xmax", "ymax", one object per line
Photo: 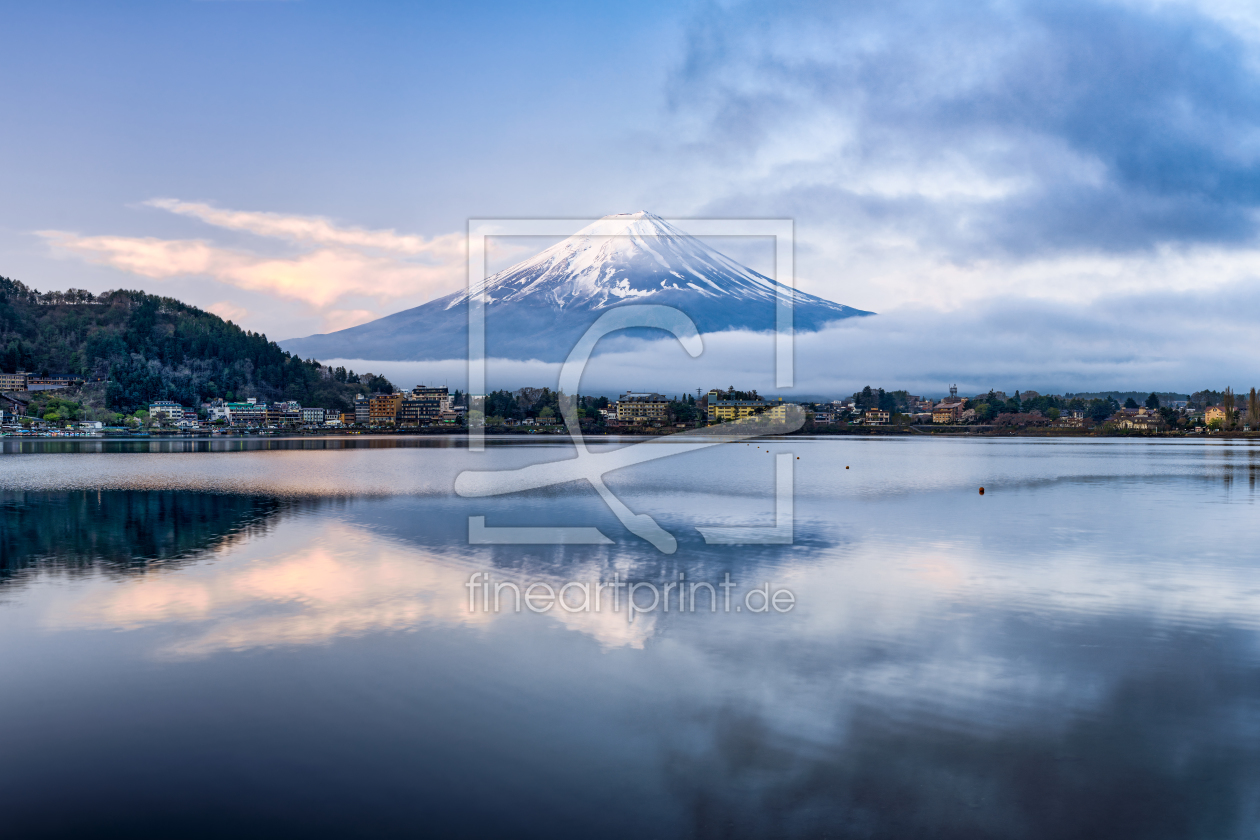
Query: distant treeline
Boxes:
[
  {"xmin": 0, "ymin": 276, "xmax": 390, "ymax": 414},
  {"xmin": 482, "ymin": 388, "xmax": 609, "ymax": 423},
  {"xmin": 1065, "ymin": 391, "xmax": 1190, "ymax": 403},
  {"xmin": 851, "ymin": 386, "xmax": 910, "ymax": 413},
  {"xmin": 969, "ymin": 391, "xmax": 1119, "ymax": 423}
]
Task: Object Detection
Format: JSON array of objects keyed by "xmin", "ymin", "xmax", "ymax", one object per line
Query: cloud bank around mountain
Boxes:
[{"xmin": 323, "ymin": 278, "xmax": 1260, "ymax": 398}]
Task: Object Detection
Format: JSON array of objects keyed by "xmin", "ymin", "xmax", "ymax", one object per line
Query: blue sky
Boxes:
[{"xmin": 5, "ymin": 0, "xmax": 1260, "ymax": 393}]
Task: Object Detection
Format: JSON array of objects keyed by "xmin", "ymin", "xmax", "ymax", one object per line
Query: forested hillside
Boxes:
[{"xmin": 0, "ymin": 276, "xmax": 389, "ymax": 414}]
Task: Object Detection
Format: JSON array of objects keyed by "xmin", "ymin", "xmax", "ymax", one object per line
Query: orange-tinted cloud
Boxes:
[
  {"xmin": 145, "ymin": 198, "xmax": 463, "ymax": 257},
  {"xmin": 37, "ymin": 200, "xmax": 468, "ymax": 318},
  {"xmin": 39, "ymin": 228, "xmax": 464, "ymax": 310}
]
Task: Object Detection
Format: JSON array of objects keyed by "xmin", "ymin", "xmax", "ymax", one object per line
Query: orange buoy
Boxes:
[{"xmin": 979, "ymin": 487, "xmax": 985, "ymax": 495}]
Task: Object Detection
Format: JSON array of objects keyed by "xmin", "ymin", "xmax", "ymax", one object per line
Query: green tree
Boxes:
[
  {"xmin": 670, "ymin": 399, "xmax": 698, "ymax": 423},
  {"xmin": 1088, "ymin": 399, "xmax": 1116, "ymax": 422},
  {"xmin": 1145, "ymin": 393, "xmax": 1160, "ymax": 409}
]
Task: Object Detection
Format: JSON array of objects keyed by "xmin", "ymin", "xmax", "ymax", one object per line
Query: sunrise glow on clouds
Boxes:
[
  {"xmin": 144, "ymin": 199, "xmax": 463, "ymax": 256},
  {"xmin": 37, "ymin": 202, "xmax": 467, "ymax": 331}
]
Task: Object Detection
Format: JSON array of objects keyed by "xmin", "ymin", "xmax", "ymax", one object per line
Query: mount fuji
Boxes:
[{"xmin": 280, "ymin": 212, "xmax": 872, "ymax": 362}]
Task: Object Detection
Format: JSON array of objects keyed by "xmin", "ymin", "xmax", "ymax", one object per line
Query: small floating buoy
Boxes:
[
  {"xmin": 846, "ymin": 466, "xmax": 850, "ymax": 469},
  {"xmin": 979, "ymin": 487, "xmax": 985, "ymax": 495}
]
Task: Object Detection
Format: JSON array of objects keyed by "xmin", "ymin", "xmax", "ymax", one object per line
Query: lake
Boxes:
[{"xmin": 1, "ymin": 436, "xmax": 1259, "ymax": 839}]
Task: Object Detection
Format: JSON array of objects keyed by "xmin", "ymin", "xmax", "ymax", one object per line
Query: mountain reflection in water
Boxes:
[{"xmin": 0, "ymin": 438, "xmax": 1258, "ymax": 839}]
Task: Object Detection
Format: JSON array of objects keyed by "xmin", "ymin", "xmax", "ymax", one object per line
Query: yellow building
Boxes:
[
  {"xmin": 865, "ymin": 409, "xmax": 890, "ymax": 425},
  {"xmin": 709, "ymin": 401, "xmax": 762, "ymax": 422},
  {"xmin": 0, "ymin": 371, "xmax": 28, "ymax": 391},
  {"xmin": 932, "ymin": 400, "xmax": 966, "ymax": 424},
  {"xmin": 1205, "ymin": 406, "xmax": 1227, "ymax": 426},
  {"xmin": 764, "ymin": 402, "xmax": 791, "ymax": 422},
  {"xmin": 369, "ymin": 393, "xmax": 404, "ymax": 426},
  {"xmin": 616, "ymin": 392, "xmax": 670, "ymax": 425}
]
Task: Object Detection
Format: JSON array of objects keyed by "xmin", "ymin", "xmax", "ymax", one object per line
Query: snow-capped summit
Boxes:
[
  {"xmin": 450, "ymin": 211, "xmax": 788, "ymax": 313},
  {"xmin": 281, "ymin": 212, "xmax": 871, "ymax": 362}
]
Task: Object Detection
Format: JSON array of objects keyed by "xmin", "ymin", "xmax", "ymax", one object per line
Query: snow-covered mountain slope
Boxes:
[{"xmin": 281, "ymin": 212, "xmax": 871, "ymax": 362}]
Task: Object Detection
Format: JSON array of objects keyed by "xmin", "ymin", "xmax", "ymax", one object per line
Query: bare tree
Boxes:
[{"xmin": 1223, "ymin": 387, "xmax": 1236, "ymax": 431}]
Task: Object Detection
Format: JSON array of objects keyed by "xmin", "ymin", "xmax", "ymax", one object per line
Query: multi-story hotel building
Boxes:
[
  {"xmin": 0, "ymin": 371, "xmax": 28, "ymax": 391},
  {"xmin": 270, "ymin": 403, "xmax": 301, "ymax": 426},
  {"xmin": 369, "ymin": 393, "xmax": 404, "ymax": 426},
  {"xmin": 226, "ymin": 399, "xmax": 269, "ymax": 426},
  {"xmin": 616, "ymin": 392, "xmax": 670, "ymax": 425},
  {"xmin": 148, "ymin": 400, "xmax": 187, "ymax": 423},
  {"xmin": 706, "ymin": 398, "xmax": 762, "ymax": 423},
  {"xmin": 399, "ymin": 386, "xmax": 450, "ymax": 427},
  {"xmin": 864, "ymin": 409, "xmax": 891, "ymax": 425}
]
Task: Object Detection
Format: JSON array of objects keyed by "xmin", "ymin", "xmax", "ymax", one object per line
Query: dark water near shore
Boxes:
[{"xmin": 2, "ymin": 437, "xmax": 1259, "ymax": 839}]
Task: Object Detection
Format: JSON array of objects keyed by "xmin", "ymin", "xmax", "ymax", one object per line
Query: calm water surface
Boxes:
[{"xmin": 2, "ymin": 436, "xmax": 1259, "ymax": 839}]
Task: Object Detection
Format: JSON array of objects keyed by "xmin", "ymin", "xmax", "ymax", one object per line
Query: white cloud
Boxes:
[{"xmin": 794, "ymin": 236, "xmax": 1260, "ymax": 314}]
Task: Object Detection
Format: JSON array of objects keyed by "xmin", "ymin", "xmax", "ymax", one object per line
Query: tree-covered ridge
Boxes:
[{"xmin": 0, "ymin": 275, "xmax": 382, "ymax": 414}]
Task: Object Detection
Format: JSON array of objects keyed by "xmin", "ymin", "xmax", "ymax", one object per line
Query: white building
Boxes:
[{"xmin": 149, "ymin": 400, "xmax": 186, "ymax": 423}]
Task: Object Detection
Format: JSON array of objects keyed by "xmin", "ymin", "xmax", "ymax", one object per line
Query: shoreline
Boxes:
[{"xmin": 2, "ymin": 427, "xmax": 1257, "ymax": 442}]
